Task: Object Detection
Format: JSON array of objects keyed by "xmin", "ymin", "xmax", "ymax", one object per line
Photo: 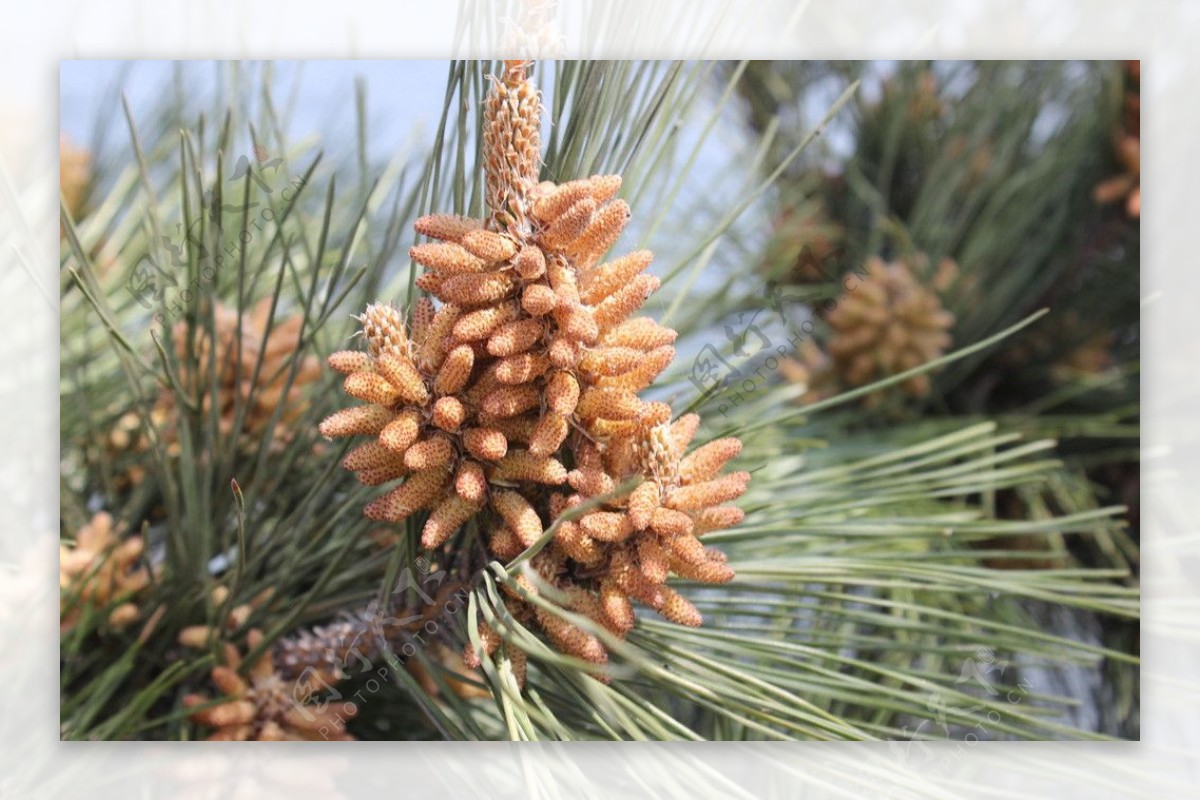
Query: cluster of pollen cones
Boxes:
[{"xmin": 318, "ymin": 60, "xmax": 749, "ymax": 680}]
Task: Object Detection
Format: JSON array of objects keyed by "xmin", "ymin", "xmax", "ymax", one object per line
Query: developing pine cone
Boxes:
[
  {"xmin": 822, "ymin": 255, "xmax": 955, "ymax": 400},
  {"xmin": 60, "ymin": 512, "xmax": 149, "ymax": 632},
  {"xmin": 184, "ymin": 629, "xmax": 355, "ymax": 741},
  {"xmin": 274, "ymin": 579, "xmax": 472, "ymax": 690}
]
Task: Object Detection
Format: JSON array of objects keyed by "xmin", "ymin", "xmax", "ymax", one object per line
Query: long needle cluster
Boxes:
[{"xmin": 320, "ymin": 60, "xmax": 749, "ymax": 678}]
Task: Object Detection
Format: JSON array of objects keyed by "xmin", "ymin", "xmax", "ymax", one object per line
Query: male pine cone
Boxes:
[{"xmin": 319, "ymin": 60, "xmax": 748, "ymax": 678}]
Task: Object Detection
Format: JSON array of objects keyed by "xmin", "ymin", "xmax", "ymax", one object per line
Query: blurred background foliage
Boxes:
[{"xmin": 59, "ymin": 59, "xmax": 1138, "ymax": 742}]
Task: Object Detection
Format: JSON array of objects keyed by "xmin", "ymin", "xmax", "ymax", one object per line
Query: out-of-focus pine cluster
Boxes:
[
  {"xmin": 59, "ymin": 133, "xmax": 91, "ymax": 229},
  {"xmin": 760, "ymin": 196, "xmax": 844, "ymax": 285},
  {"xmin": 999, "ymin": 310, "xmax": 1119, "ymax": 386},
  {"xmin": 784, "ymin": 254, "xmax": 957, "ymax": 407},
  {"xmin": 731, "ymin": 60, "xmax": 1139, "ymax": 707},
  {"xmin": 318, "ymin": 61, "xmax": 748, "ymax": 678},
  {"xmin": 742, "ymin": 62, "xmax": 1136, "ymax": 413},
  {"xmin": 107, "ymin": 298, "xmax": 320, "ymax": 487},
  {"xmin": 60, "ymin": 512, "xmax": 150, "ymax": 632}
]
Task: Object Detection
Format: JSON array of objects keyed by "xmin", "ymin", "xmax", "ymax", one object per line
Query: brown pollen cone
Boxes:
[
  {"xmin": 817, "ymin": 255, "xmax": 955, "ymax": 403},
  {"xmin": 319, "ymin": 300, "xmax": 494, "ymax": 551},
  {"xmin": 548, "ymin": 419, "xmax": 746, "ymax": 639}
]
